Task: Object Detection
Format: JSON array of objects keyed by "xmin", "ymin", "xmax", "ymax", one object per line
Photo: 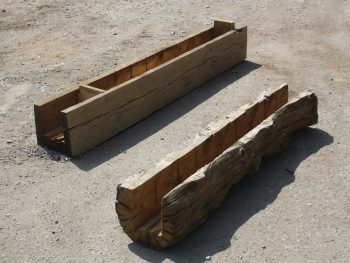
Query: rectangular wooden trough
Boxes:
[
  {"xmin": 115, "ymin": 84, "xmax": 318, "ymax": 249},
  {"xmin": 34, "ymin": 20, "xmax": 247, "ymax": 156}
]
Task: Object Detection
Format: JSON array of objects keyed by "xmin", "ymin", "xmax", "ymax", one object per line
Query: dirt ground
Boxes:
[{"xmin": 1, "ymin": 0, "xmax": 349, "ymax": 262}]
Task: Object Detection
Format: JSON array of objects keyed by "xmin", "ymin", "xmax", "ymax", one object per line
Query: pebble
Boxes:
[
  {"xmin": 53, "ymin": 154, "xmax": 61, "ymax": 161},
  {"xmin": 6, "ymin": 139, "xmax": 13, "ymax": 144},
  {"xmin": 205, "ymin": 256, "xmax": 211, "ymax": 261}
]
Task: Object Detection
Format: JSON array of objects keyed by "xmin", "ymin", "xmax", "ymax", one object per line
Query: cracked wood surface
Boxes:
[
  {"xmin": 61, "ymin": 25, "xmax": 246, "ymax": 156},
  {"xmin": 116, "ymin": 90, "xmax": 318, "ymax": 248}
]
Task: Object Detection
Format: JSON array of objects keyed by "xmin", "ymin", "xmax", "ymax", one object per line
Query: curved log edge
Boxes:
[{"xmin": 116, "ymin": 88, "xmax": 318, "ymax": 249}]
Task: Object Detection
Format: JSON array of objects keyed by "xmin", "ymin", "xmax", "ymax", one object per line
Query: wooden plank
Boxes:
[
  {"xmin": 34, "ymin": 20, "xmax": 239, "ymax": 155},
  {"xmin": 115, "ymin": 84, "xmax": 289, "ymax": 247},
  {"xmin": 34, "ymin": 86, "xmax": 79, "ymax": 148},
  {"xmin": 87, "ymin": 70, "xmax": 116, "ymax": 90},
  {"xmin": 78, "ymin": 85, "xmax": 104, "ymax": 102},
  {"xmin": 86, "ymin": 27, "xmax": 216, "ymax": 90},
  {"xmin": 116, "ymin": 90, "xmax": 318, "ymax": 248},
  {"xmin": 214, "ymin": 19, "xmax": 235, "ymax": 36},
  {"xmin": 62, "ymin": 27, "xmax": 247, "ymax": 156},
  {"xmin": 160, "ymin": 91, "xmax": 318, "ymax": 248}
]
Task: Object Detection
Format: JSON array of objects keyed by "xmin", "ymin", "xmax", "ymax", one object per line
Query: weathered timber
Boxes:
[
  {"xmin": 34, "ymin": 19, "xmax": 247, "ymax": 156},
  {"xmin": 116, "ymin": 85, "xmax": 288, "ymax": 237},
  {"xmin": 115, "ymin": 89, "xmax": 318, "ymax": 249}
]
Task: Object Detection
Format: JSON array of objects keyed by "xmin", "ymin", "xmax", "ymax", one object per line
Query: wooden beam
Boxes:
[
  {"xmin": 115, "ymin": 85, "xmax": 317, "ymax": 249},
  {"xmin": 78, "ymin": 85, "xmax": 104, "ymax": 102},
  {"xmin": 214, "ymin": 19, "xmax": 235, "ymax": 36},
  {"xmin": 61, "ymin": 27, "xmax": 247, "ymax": 156},
  {"xmin": 159, "ymin": 91, "xmax": 317, "ymax": 248},
  {"xmin": 34, "ymin": 20, "xmax": 247, "ymax": 156},
  {"xmin": 34, "ymin": 86, "xmax": 79, "ymax": 152}
]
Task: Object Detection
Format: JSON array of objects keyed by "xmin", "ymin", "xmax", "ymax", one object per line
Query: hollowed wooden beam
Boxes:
[
  {"xmin": 34, "ymin": 19, "xmax": 247, "ymax": 156},
  {"xmin": 115, "ymin": 85, "xmax": 318, "ymax": 248}
]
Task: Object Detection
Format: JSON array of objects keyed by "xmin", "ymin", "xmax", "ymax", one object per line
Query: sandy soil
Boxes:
[{"xmin": 1, "ymin": 0, "xmax": 350, "ymax": 262}]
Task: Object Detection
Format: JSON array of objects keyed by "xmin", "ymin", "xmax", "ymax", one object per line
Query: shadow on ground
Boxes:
[
  {"xmin": 71, "ymin": 60, "xmax": 261, "ymax": 170},
  {"xmin": 128, "ymin": 127, "xmax": 333, "ymax": 263}
]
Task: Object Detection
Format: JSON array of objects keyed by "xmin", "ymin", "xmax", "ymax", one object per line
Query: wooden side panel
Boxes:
[
  {"xmin": 116, "ymin": 158, "xmax": 179, "ymax": 236},
  {"xmin": 88, "ymin": 71, "xmax": 116, "ymax": 90},
  {"xmin": 214, "ymin": 19, "xmax": 235, "ymax": 36},
  {"xmin": 78, "ymin": 85, "xmax": 104, "ymax": 102},
  {"xmin": 63, "ymin": 28, "xmax": 247, "ymax": 156},
  {"xmin": 34, "ymin": 86, "xmax": 79, "ymax": 147},
  {"xmin": 88, "ymin": 27, "xmax": 215, "ymax": 91},
  {"xmin": 159, "ymin": 91, "xmax": 318, "ymax": 248},
  {"xmin": 131, "ymin": 59, "xmax": 147, "ymax": 77},
  {"xmin": 115, "ymin": 66, "xmax": 132, "ymax": 86}
]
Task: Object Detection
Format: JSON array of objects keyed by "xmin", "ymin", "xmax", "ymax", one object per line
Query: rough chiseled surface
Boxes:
[
  {"xmin": 116, "ymin": 91, "xmax": 317, "ymax": 249},
  {"xmin": 160, "ymin": 92, "xmax": 317, "ymax": 248}
]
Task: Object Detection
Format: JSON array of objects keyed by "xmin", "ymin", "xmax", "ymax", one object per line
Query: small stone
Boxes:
[
  {"xmin": 53, "ymin": 154, "xmax": 61, "ymax": 161},
  {"xmin": 55, "ymin": 220, "xmax": 59, "ymax": 224},
  {"xmin": 112, "ymin": 32, "xmax": 118, "ymax": 35},
  {"xmin": 205, "ymin": 256, "xmax": 211, "ymax": 261},
  {"xmin": 6, "ymin": 139, "xmax": 13, "ymax": 144},
  {"xmin": 52, "ymin": 231, "xmax": 56, "ymax": 234},
  {"xmin": 262, "ymin": 245, "xmax": 266, "ymax": 249},
  {"xmin": 6, "ymin": 213, "xmax": 10, "ymax": 217}
]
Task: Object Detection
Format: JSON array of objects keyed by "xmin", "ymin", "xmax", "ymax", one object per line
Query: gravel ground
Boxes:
[{"xmin": 1, "ymin": 0, "xmax": 349, "ymax": 262}]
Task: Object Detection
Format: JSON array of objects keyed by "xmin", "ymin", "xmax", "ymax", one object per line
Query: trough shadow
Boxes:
[
  {"xmin": 128, "ymin": 127, "xmax": 333, "ymax": 262},
  {"xmin": 71, "ymin": 60, "xmax": 261, "ymax": 170}
]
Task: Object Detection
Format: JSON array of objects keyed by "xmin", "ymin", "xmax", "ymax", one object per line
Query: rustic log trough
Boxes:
[
  {"xmin": 115, "ymin": 84, "xmax": 318, "ymax": 249},
  {"xmin": 34, "ymin": 19, "xmax": 247, "ymax": 156}
]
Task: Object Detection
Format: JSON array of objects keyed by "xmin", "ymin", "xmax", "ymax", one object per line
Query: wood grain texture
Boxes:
[
  {"xmin": 115, "ymin": 85, "xmax": 289, "ymax": 244},
  {"xmin": 34, "ymin": 85, "xmax": 79, "ymax": 151},
  {"xmin": 62, "ymin": 26, "xmax": 247, "ymax": 156},
  {"xmin": 78, "ymin": 85, "xmax": 104, "ymax": 102},
  {"xmin": 115, "ymin": 90, "xmax": 318, "ymax": 248},
  {"xmin": 33, "ymin": 20, "xmax": 244, "ymax": 156}
]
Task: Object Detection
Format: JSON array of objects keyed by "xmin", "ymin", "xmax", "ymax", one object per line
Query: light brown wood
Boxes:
[
  {"xmin": 159, "ymin": 91, "xmax": 318, "ymax": 248},
  {"xmin": 34, "ymin": 20, "xmax": 247, "ymax": 156},
  {"xmin": 62, "ymin": 26, "xmax": 247, "ymax": 156},
  {"xmin": 115, "ymin": 85, "xmax": 315, "ymax": 249},
  {"xmin": 34, "ymin": 86, "xmax": 79, "ymax": 152},
  {"xmin": 78, "ymin": 85, "xmax": 104, "ymax": 102},
  {"xmin": 214, "ymin": 19, "xmax": 235, "ymax": 36}
]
